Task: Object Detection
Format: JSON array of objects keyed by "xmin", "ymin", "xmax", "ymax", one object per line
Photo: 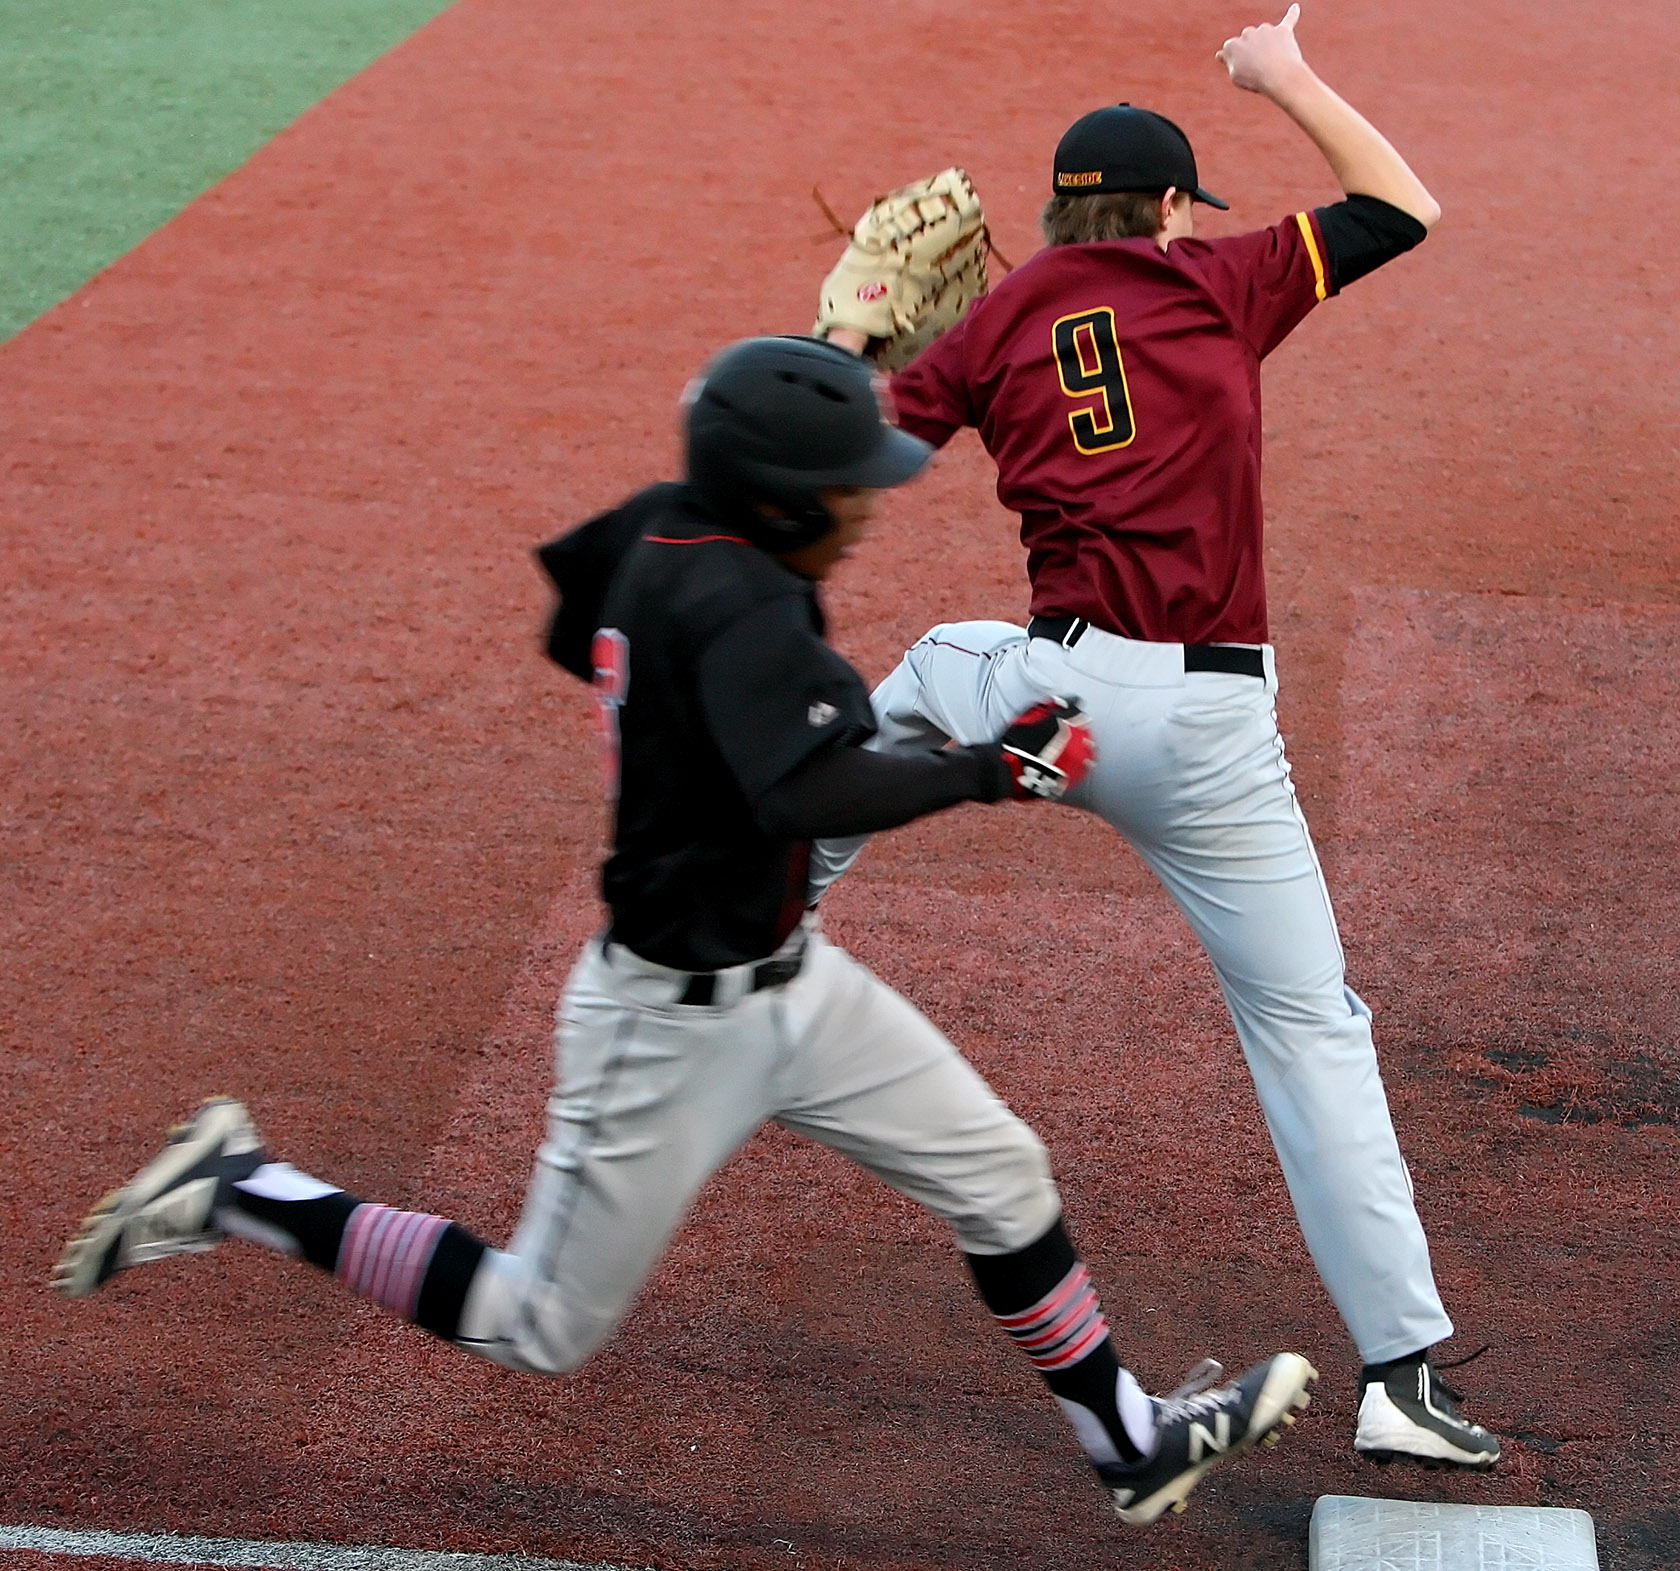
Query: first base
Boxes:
[{"xmin": 1309, "ymin": 1496, "xmax": 1599, "ymax": 1570}]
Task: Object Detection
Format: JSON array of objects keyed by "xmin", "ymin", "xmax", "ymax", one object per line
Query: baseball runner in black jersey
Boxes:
[{"xmin": 55, "ymin": 337, "xmax": 1314, "ymax": 1526}]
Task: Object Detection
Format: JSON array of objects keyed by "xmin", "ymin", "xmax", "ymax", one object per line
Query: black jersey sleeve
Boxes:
[
  {"xmin": 755, "ymin": 741, "xmax": 1010, "ymax": 839},
  {"xmin": 696, "ymin": 598, "xmax": 878, "ymax": 803},
  {"xmin": 1313, "ymin": 195, "xmax": 1428, "ymax": 292}
]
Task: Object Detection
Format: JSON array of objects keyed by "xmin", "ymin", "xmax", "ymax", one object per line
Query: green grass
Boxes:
[{"xmin": 0, "ymin": 0, "xmax": 453, "ymax": 341}]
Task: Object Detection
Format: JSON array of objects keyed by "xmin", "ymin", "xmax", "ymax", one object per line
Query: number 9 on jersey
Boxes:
[{"xmin": 1052, "ymin": 307, "xmax": 1136, "ymax": 455}]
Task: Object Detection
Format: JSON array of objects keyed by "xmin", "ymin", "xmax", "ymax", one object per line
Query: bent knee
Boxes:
[
  {"xmin": 456, "ymin": 1256, "xmax": 618, "ymax": 1377},
  {"xmin": 945, "ymin": 1121, "xmax": 1060, "ymax": 1255},
  {"xmin": 481, "ymin": 1305, "xmax": 617, "ymax": 1377}
]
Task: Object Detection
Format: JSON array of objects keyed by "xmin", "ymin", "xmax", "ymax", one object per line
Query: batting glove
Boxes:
[{"xmin": 997, "ymin": 697, "xmax": 1095, "ymax": 801}]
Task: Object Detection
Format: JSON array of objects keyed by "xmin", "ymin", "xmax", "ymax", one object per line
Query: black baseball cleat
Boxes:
[
  {"xmin": 1354, "ymin": 1356, "xmax": 1501, "ymax": 1467},
  {"xmin": 54, "ymin": 1098, "xmax": 267, "ymax": 1298},
  {"xmin": 1099, "ymin": 1352, "xmax": 1317, "ymax": 1526}
]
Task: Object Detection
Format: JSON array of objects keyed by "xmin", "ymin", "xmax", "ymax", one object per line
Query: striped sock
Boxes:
[
  {"xmin": 222, "ymin": 1166, "xmax": 487, "ymax": 1340},
  {"xmin": 966, "ymin": 1217, "xmax": 1149, "ymax": 1464},
  {"xmin": 995, "ymin": 1262, "xmax": 1110, "ymax": 1371},
  {"xmin": 335, "ymin": 1204, "xmax": 452, "ymax": 1320}
]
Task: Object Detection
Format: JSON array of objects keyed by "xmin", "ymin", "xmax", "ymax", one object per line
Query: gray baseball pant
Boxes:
[{"xmin": 811, "ymin": 620, "xmax": 1454, "ymax": 1365}]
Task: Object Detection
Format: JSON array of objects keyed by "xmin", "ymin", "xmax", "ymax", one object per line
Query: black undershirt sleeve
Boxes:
[
  {"xmin": 1314, "ymin": 194, "xmax": 1428, "ymax": 292},
  {"xmin": 754, "ymin": 742, "xmax": 1011, "ymax": 840}
]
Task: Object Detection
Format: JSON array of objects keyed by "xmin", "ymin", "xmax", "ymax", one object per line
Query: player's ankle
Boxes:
[{"xmin": 1359, "ymin": 1346, "xmax": 1431, "ymax": 1382}]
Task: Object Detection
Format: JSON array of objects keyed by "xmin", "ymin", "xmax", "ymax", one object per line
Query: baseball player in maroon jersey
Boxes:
[{"xmin": 818, "ymin": 8, "xmax": 1501, "ymax": 1466}]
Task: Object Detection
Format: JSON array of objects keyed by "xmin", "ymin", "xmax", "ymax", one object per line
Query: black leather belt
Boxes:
[
  {"xmin": 1027, "ymin": 615, "xmax": 1265, "ymax": 679},
  {"xmin": 677, "ymin": 945, "xmax": 805, "ymax": 1006}
]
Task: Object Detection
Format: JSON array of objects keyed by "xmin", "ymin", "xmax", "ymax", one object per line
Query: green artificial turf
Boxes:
[{"xmin": 0, "ymin": 0, "xmax": 453, "ymax": 342}]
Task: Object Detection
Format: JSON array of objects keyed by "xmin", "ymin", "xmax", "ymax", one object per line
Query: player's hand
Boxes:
[
  {"xmin": 822, "ymin": 328, "xmax": 870, "ymax": 355},
  {"xmin": 997, "ymin": 697, "xmax": 1095, "ymax": 802},
  {"xmin": 1217, "ymin": 4, "xmax": 1307, "ymax": 95}
]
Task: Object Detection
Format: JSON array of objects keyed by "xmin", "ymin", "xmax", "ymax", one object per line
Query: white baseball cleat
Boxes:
[
  {"xmin": 54, "ymin": 1097, "xmax": 268, "ymax": 1298},
  {"xmin": 1099, "ymin": 1351, "xmax": 1317, "ymax": 1526},
  {"xmin": 1355, "ymin": 1357, "xmax": 1501, "ymax": 1467}
]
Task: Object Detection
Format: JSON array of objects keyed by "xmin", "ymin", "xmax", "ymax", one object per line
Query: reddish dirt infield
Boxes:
[{"xmin": 2, "ymin": 1, "xmax": 1677, "ymax": 1568}]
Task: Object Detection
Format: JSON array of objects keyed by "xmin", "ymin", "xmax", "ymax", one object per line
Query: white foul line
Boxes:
[{"xmin": 0, "ymin": 1526, "xmax": 641, "ymax": 1571}]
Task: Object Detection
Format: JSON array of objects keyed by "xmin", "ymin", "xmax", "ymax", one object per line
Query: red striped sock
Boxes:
[
  {"xmin": 335, "ymin": 1203, "xmax": 451, "ymax": 1320},
  {"xmin": 966, "ymin": 1218, "xmax": 1141, "ymax": 1462},
  {"xmin": 993, "ymin": 1262, "xmax": 1110, "ymax": 1372}
]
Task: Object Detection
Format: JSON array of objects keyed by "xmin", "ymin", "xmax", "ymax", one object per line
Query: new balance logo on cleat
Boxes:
[
  {"xmin": 1098, "ymin": 1352, "xmax": 1316, "ymax": 1526},
  {"xmin": 53, "ymin": 1098, "xmax": 268, "ymax": 1299},
  {"xmin": 1354, "ymin": 1357, "xmax": 1501, "ymax": 1467},
  {"xmin": 1187, "ymin": 1412, "xmax": 1231, "ymax": 1461}
]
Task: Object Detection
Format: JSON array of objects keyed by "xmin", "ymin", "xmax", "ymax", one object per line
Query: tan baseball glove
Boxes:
[{"xmin": 812, "ymin": 168, "xmax": 993, "ymax": 371}]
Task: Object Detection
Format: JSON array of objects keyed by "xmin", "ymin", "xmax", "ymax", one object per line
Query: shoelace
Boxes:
[
  {"xmin": 1155, "ymin": 1364, "xmax": 1239, "ymax": 1423},
  {"xmin": 1425, "ymin": 1366, "xmax": 1472, "ymax": 1414},
  {"xmin": 1163, "ymin": 1357, "xmax": 1225, "ymax": 1403},
  {"xmin": 1155, "ymin": 1387, "xmax": 1238, "ymax": 1424},
  {"xmin": 1433, "ymin": 1342, "xmax": 1492, "ymax": 1392},
  {"xmin": 1426, "ymin": 1344, "xmax": 1493, "ymax": 1415},
  {"xmin": 1435, "ymin": 1342, "xmax": 1491, "ymax": 1370}
]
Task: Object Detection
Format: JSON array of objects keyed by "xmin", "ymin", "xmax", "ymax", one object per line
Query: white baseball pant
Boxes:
[
  {"xmin": 456, "ymin": 920, "xmax": 1061, "ymax": 1374},
  {"xmin": 810, "ymin": 621, "xmax": 1454, "ymax": 1365}
]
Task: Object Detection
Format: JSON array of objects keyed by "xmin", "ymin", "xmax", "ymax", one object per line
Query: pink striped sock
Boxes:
[
  {"xmin": 334, "ymin": 1203, "xmax": 451, "ymax": 1320},
  {"xmin": 993, "ymin": 1262, "xmax": 1110, "ymax": 1372}
]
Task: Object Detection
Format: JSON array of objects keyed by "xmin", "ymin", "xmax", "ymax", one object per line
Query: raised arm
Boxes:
[{"xmin": 1217, "ymin": 5, "xmax": 1440, "ymax": 230}]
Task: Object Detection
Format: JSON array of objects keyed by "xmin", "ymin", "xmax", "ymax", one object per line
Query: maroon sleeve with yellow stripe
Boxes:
[
  {"xmin": 1293, "ymin": 210, "xmax": 1331, "ymax": 304},
  {"xmin": 1177, "ymin": 212, "xmax": 1334, "ymax": 359}
]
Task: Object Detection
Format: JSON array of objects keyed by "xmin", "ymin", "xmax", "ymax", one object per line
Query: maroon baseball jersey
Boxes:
[{"xmin": 890, "ymin": 212, "xmax": 1333, "ymax": 645}]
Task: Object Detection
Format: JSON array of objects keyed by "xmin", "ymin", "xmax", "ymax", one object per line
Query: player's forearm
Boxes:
[
  {"xmin": 1263, "ymin": 63, "xmax": 1440, "ymax": 230},
  {"xmin": 755, "ymin": 743, "xmax": 1009, "ymax": 839}
]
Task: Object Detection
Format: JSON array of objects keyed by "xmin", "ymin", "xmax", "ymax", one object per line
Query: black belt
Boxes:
[
  {"xmin": 1026, "ymin": 615, "xmax": 1265, "ymax": 679},
  {"xmin": 601, "ymin": 934, "xmax": 809, "ymax": 1006},
  {"xmin": 677, "ymin": 945, "xmax": 805, "ymax": 1006}
]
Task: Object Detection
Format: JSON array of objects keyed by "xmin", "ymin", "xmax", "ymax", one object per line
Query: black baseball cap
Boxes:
[{"xmin": 1052, "ymin": 104, "xmax": 1228, "ymax": 208}]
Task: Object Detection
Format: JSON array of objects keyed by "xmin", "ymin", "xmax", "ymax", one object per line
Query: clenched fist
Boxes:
[
  {"xmin": 1218, "ymin": 4, "xmax": 1307, "ymax": 95},
  {"xmin": 997, "ymin": 698, "xmax": 1096, "ymax": 801}
]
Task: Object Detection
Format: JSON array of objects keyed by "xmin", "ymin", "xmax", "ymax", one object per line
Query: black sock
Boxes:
[
  {"xmin": 1361, "ymin": 1346, "xmax": 1431, "ymax": 1382},
  {"xmin": 230, "ymin": 1187, "xmax": 359, "ymax": 1270},
  {"xmin": 966, "ymin": 1217, "xmax": 1143, "ymax": 1463}
]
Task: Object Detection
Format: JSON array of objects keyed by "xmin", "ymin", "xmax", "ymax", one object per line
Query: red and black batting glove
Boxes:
[{"xmin": 996, "ymin": 697, "xmax": 1095, "ymax": 801}]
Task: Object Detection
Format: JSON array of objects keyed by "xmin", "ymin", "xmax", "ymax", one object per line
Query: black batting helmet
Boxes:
[{"xmin": 684, "ymin": 336, "xmax": 932, "ymax": 550}]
